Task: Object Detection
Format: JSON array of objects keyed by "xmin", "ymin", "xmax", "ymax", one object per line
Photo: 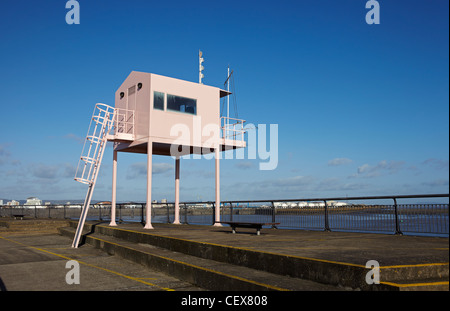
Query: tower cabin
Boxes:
[{"xmin": 108, "ymin": 71, "xmax": 246, "ymax": 228}]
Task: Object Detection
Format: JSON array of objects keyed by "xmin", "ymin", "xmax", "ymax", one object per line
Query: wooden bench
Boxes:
[
  {"xmin": 217, "ymin": 221, "xmax": 280, "ymax": 235},
  {"xmin": 12, "ymin": 214, "xmax": 25, "ymax": 220}
]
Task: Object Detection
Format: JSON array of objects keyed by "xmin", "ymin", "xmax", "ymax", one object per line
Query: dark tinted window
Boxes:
[
  {"xmin": 153, "ymin": 91, "xmax": 164, "ymax": 110},
  {"xmin": 167, "ymin": 94, "xmax": 196, "ymax": 115}
]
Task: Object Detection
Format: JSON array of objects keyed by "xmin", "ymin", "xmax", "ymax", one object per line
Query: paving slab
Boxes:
[{"xmin": 0, "ymin": 231, "xmax": 203, "ymax": 291}]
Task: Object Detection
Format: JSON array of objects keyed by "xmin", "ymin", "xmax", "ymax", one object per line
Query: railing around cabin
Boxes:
[
  {"xmin": 221, "ymin": 117, "xmax": 245, "ymax": 142},
  {"xmin": 114, "ymin": 107, "xmax": 135, "ymax": 137}
]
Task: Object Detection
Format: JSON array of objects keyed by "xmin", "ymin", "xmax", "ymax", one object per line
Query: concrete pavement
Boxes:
[
  {"xmin": 0, "ymin": 221, "xmax": 202, "ymax": 291},
  {"xmin": 1, "ymin": 218, "xmax": 448, "ymax": 291}
]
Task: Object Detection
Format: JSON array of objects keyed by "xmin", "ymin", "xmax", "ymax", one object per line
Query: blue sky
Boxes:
[{"xmin": 0, "ymin": 0, "xmax": 448, "ymax": 203}]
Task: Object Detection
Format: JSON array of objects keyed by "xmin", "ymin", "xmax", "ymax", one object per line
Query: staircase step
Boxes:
[
  {"xmin": 380, "ymin": 263, "xmax": 449, "ymax": 283},
  {"xmin": 61, "ymin": 222, "xmax": 449, "ymax": 291},
  {"xmin": 0, "ymin": 219, "xmax": 70, "ymax": 233},
  {"xmin": 59, "ymin": 226, "xmax": 344, "ymax": 291},
  {"xmin": 74, "ymin": 223, "xmax": 370, "ymax": 289},
  {"xmin": 380, "ymin": 278, "xmax": 449, "ymax": 291}
]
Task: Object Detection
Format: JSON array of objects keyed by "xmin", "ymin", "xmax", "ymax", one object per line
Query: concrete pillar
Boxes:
[
  {"xmin": 109, "ymin": 150, "xmax": 118, "ymax": 226},
  {"xmin": 144, "ymin": 141, "xmax": 154, "ymax": 229},
  {"xmin": 214, "ymin": 147, "xmax": 221, "ymax": 226},
  {"xmin": 173, "ymin": 156, "xmax": 181, "ymax": 224}
]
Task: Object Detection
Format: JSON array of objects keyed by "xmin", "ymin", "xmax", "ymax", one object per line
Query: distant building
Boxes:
[
  {"xmin": 0, "ymin": 200, "xmax": 3, "ymax": 205},
  {"xmin": 123, "ymin": 202, "xmax": 139, "ymax": 208},
  {"xmin": 7, "ymin": 200, "xmax": 19, "ymax": 206},
  {"xmin": 328, "ymin": 201, "xmax": 348, "ymax": 207},
  {"xmin": 96, "ymin": 201, "xmax": 112, "ymax": 205},
  {"xmin": 94, "ymin": 201, "xmax": 112, "ymax": 208},
  {"xmin": 24, "ymin": 197, "xmax": 43, "ymax": 206},
  {"xmin": 273, "ymin": 201, "xmax": 349, "ymax": 209}
]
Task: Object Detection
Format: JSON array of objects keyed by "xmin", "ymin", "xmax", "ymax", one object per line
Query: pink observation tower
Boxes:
[{"xmin": 72, "ymin": 64, "xmax": 246, "ymax": 248}]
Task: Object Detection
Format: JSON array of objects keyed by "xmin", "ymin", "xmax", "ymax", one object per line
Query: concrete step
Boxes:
[
  {"xmin": 65, "ymin": 221, "xmax": 448, "ymax": 291},
  {"xmin": 66, "ymin": 222, "xmax": 371, "ymax": 290},
  {"xmin": 59, "ymin": 226, "xmax": 344, "ymax": 291},
  {"xmin": 378, "ymin": 278, "xmax": 449, "ymax": 291},
  {"xmin": 380, "ymin": 264, "xmax": 449, "ymax": 283},
  {"xmin": 0, "ymin": 219, "xmax": 70, "ymax": 232}
]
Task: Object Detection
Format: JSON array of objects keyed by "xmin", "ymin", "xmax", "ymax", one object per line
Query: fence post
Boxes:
[
  {"xmin": 393, "ymin": 198, "xmax": 403, "ymax": 235},
  {"xmin": 271, "ymin": 201, "xmax": 277, "ymax": 228},
  {"xmin": 212, "ymin": 202, "xmax": 215, "ymax": 225},
  {"xmin": 230, "ymin": 202, "xmax": 233, "ymax": 222},
  {"xmin": 324, "ymin": 200, "xmax": 331, "ymax": 232},
  {"xmin": 184, "ymin": 203, "xmax": 188, "ymax": 224},
  {"xmin": 166, "ymin": 203, "xmax": 170, "ymax": 223}
]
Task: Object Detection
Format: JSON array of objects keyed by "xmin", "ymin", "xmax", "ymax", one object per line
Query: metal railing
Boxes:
[
  {"xmin": 1, "ymin": 194, "xmax": 448, "ymax": 237},
  {"xmin": 221, "ymin": 116, "xmax": 245, "ymax": 142},
  {"xmin": 114, "ymin": 107, "xmax": 135, "ymax": 137}
]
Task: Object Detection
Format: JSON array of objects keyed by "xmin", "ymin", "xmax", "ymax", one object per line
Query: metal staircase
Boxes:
[{"xmin": 72, "ymin": 103, "xmax": 134, "ymax": 248}]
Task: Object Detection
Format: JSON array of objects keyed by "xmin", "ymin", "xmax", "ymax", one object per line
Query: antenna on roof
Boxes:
[
  {"xmin": 226, "ymin": 66, "xmax": 230, "ymax": 128},
  {"xmin": 223, "ymin": 65, "xmax": 234, "ymax": 138},
  {"xmin": 199, "ymin": 50, "xmax": 204, "ymax": 84}
]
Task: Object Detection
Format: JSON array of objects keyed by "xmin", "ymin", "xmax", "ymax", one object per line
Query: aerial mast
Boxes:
[
  {"xmin": 199, "ymin": 50, "xmax": 204, "ymax": 84},
  {"xmin": 227, "ymin": 65, "xmax": 230, "ymax": 125},
  {"xmin": 224, "ymin": 66, "xmax": 233, "ymax": 138}
]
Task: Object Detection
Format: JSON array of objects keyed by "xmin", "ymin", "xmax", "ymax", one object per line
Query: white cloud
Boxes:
[
  {"xmin": 328, "ymin": 158, "xmax": 353, "ymax": 166},
  {"xmin": 357, "ymin": 164, "xmax": 371, "ymax": 174},
  {"xmin": 421, "ymin": 179, "xmax": 449, "ymax": 187},
  {"xmin": 30, "ymin": 164, "xmax": 59, "ymax": 179},
  {"xmin": 317, "ymin": 178, "xmax": 368, "ymax": 191},
  {"xmin": 127, "ymin": 162, "xmax": 173, "ymax": 179},
  {"xmin": 64, "ymin": 133, "xmax": 84, "ymax": 144},
  {"xmin": 356, "ymin": 160, "xmax": 404, "ymax": 178},
  {"xmin": 271, "ymin": 176, "xmax": 315, "ymax": 187},
  {"xmin": 62, "ymin": 163, "xmax": 76, "ymax": 178},
  {"xmin": 422, "ymin": 158, "xmax": 449, "ymax": 170},
  {"xmin": 235, "ymin": 161, "xmax": 253, "ymax": 170},
  {"xmin": 153, "ymin": 163, "xmax": 173, "ymax": 174},
  {"xmin": 223, "ymin": 174, "xmax": 372, "ymax": 201},
  {"xmin": 0, "ymin": 144, "xmax": 11, "ymax": 165}
]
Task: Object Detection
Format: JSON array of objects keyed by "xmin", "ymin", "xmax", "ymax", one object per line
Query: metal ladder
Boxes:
[{"xmin": 72, "ymin": 103, "xmax": 115, "ymax": 248}]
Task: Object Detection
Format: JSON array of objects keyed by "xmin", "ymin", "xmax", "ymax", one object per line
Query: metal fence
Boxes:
[{"xmin": 1, "ymin": 194, "xmax": 448, "ymax": 237}]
